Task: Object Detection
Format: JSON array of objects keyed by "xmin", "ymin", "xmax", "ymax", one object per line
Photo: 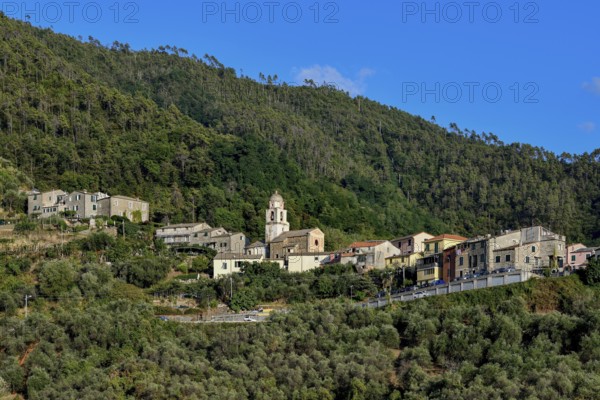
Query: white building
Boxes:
[
  {"xmin": 286, "ymin": 252, "xmax": 333, "ymax": 273},
  {"xmin": 213, "ymin": 253, "xmax": 264, "ymax": 278}
]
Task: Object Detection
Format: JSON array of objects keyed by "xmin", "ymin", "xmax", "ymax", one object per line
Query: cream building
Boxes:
[{"xmin": 97, "ymin": 195, "xmax": 150, "ymax": 222}]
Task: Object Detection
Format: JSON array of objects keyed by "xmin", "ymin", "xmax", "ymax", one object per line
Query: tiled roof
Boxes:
[
  {"xmin": 425, "ymin": 234, "xmax": 467, "ymax": 243},
  {"xmin": 246, "ymin": 241, "xmax": 265, "ymax": 248},
  {"xmin": 158, "ymin": 223, "xmax": 209, "ymax": 230},
  {"xmin": 391, "ymin": 232, "xmax": 432, "ymax": 241},
  {"xmin": 214, "ymin": 253, "xmax": 262, "ymax": 260},
  {"xmin": 349, "ymin": 240, "xmax": 386, "ymax": 248},
  {"xmin": 271, "ymin": 229, "xmax": 321, "ymax": 243}
]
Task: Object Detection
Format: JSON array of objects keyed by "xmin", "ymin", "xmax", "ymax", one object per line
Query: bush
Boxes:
[
  {"xmin": 582, "ymin": 258, "xmax": 600, "ymax": 285},
  {"xmin": 38, "ymin": 260, "xmax": 79, "ymax": 299},
  {"xmin": 230, "ymin": 288, "xmax": 258, "ymax": 312},
  {"xmin": 13, "ymin": 219, "xmax": 37, "ymax": 235}
]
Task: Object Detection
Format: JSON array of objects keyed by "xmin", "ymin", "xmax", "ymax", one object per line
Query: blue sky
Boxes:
[{"xmin": 5, "ymin": 0, "xmax": 599, "ymax": 154}]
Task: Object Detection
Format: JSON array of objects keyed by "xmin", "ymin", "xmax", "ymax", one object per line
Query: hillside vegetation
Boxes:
[
  {"xmin": 2, "ymin": 246, "xmax": 600, "ymax": 399},
  {"xmin": 0, "ymin": 14, "xmax": 598, "ymax": 245}
]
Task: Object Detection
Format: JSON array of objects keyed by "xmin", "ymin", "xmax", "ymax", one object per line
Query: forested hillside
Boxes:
[{"xmin": 1, "ymin": 13, "xmax": 599, "ymax": 244}]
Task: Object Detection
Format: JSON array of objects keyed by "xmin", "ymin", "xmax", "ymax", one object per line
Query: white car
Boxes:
[
  {"xmin": 413, "ymin": 291, "xmax": 429, "ymax": 299},
  {"xmin": 243, "ymin": 316, "xmax": 257, "ymax": 322}
]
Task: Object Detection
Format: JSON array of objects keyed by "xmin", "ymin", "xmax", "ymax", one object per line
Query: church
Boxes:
[
  {"xmin": 245, "ymin": 191, "xmax": 324, "ymax": 258},
  {"xmin": 213, "ymin": 191, "xmax": 327, "ymax": 278}
]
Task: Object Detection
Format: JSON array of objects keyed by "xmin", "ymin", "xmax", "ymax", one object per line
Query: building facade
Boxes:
[
  {"xmin": 97, "ymin": 195, "xmax": 150, "ymax": 222},
  {"xmin": 417, "ymin": 234, "xmax": 467, "ymax": 285},
  {"xmin": 28, "ymin": 190, "xmax": 66, "ymax": 218},
  {"xmin": 28, "ymin": 190, "xmax": 110, "ymax": 219},
  {"xmin": 488, "ymin": 227, "xmax": 566, "ymax": 273},
  {"xmin": 347, "ymin": 240, "xmax": 401, "ymax": 271},
  {"xmin": 155, "ymin": 223, "xmax": 212, "ymax": 245},
  {"xmin": 213, "ymin": 253, "xmax": 264, "ymax": 278},
  {"xmin": 391, "ymin": 232, "xmax": 434, "ymax": 255}
]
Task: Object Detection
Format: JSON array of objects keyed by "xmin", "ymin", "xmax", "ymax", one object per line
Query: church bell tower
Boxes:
[{"xmin": 265, "ymin": 191, "xmax": 289, "ymax": 244}]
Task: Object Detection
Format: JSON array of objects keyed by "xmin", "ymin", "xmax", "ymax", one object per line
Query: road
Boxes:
[{"xmin": 359, "ymin": 270, "xmax": 534, "ymax": 309}]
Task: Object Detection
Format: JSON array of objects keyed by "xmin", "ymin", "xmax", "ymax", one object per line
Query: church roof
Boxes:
[
  {"xmin": 270, "ymin": 190, "xmax": 284, "ymax": 203},
  {"xmin": 246, "ymin": 241, "xmax": 266, "ymax": 249},
  {"xmin": 271, "ymin": 228, "xmax": 321, "ymax": 243}
]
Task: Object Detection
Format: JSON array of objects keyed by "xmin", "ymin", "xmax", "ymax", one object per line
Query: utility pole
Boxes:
[
  {"xmin": 230, "ymin": 276, "xmax": 234, "ymax": 300},
  {"xmin": 24, "ymin": 295, "xmax": 32, "ymax": 319}
]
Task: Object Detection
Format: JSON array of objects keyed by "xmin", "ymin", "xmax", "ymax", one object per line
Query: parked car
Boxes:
[
  {"xmin": 431, "ymin": 279, "xmax": 446, "ymax": 286},
  {"xmin": 413, "ymin": 291, "xmax": 429, "ymax": 299},
  {"xmin": 243, "ymin": 316, "xmax": 257, "ymax": 322}
]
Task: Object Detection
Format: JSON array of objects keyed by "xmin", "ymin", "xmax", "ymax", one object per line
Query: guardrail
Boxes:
[{"xmin": 359, "ymin": 270, "xmax": 533, "ymax": 309}]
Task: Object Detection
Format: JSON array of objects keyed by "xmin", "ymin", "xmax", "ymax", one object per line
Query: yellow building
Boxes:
[
  {"xmin": 423, "ymin": 234, "xmax": 467, "ymax": 256},
  {"xmin": 385, "ymin": 253, "xmax": 423, "ymax": 269},
  {"xmin": 417, "ymin": 234, "xmax": 467, "ymax": 285}
]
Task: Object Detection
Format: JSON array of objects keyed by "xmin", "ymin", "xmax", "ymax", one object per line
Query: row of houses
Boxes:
[
  {"xmin": 27, "ymin": 189, "xmax": 150, "ymax": 222},
  {"xmin": 383, "ymin": 227, "xmax": 600, "ymax": 285},
  {"xmin": 151, "ymin": 191, "xmax": 597, "ymax": 283}
]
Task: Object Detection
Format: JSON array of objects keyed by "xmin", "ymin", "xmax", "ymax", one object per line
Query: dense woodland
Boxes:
[
  {"xmin": 2, "ymin": 223, "xmax": 600, "ymax": 399},
  {"xmin": 2, "ymin": 14, "xmax": 600, "ymax": 399},
  {"xmin": 0, "ymin": 14, "xmax": 598, "ymax": 247}
]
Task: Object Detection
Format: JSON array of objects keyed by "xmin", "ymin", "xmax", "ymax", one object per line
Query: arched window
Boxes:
[
  {"xmin": 315, "ymin": 239, "xmax": 319, "ymax": 247},
  {"xmin": 280, "ymin": 212, "xmax": 284, "ymax": 221},
  {"xmin": 270, "ymin": 211, "xmax": 275, "ymax": 221}
]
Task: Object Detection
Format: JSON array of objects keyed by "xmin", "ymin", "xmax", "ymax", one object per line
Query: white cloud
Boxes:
[
  {"xmin": 578, "ymin": 121, "xmax": 596, "ymax": 133},
  {"xmin": 583, "ymin": 77, "xmax": 600, "ymax": 94},
  {"xmin": 294, "ymin": 65, "xmax": 374, "ymax": 96}
]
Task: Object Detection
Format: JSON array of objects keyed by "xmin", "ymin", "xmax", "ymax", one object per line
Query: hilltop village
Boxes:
[{"xmin": 26, "ymin": 189, "xmax": 599, "ymax": 287}]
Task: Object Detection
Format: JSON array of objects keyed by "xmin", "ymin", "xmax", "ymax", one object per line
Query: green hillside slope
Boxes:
[{"xmin": 1, "ymin": 14, "xmax": 599, "ymax": 244}]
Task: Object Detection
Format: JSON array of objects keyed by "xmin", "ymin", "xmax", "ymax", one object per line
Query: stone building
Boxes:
[
  {"xmin": 97, "ymin": 195, "xmax": 150, "ymax": 222},
  {"xmin": 264, "ymin": 191, "xmax": 325, "ymax": 259}
]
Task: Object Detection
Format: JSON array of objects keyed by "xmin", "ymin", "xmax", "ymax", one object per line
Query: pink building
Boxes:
[{"xmin": 566, "ymin": 243, "xmax": 595, "ymax": 269}]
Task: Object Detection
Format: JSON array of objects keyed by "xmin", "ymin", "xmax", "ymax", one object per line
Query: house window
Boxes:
[
  {"xmin": 434, "ymin": 243, "xmax": 439, "ymax": 253},
  {"xmin": 532, "ymin": 246, "xmax": 536, "ymax": 252},
  {"xmin": 222, "ymin": 262, "xmax": 227, "ymax": 269},
  {"xmin": 76, "ymin": 195, "xmax": 81, "ymax": 201},
  {"xmin": 505, "ymin": 255, "xmax": 511, "ymax": 262},
  {"xmin": 496, "ymin": 256, "xmax": 500, "ymax": 263},
  {"xmin": 526, "ymin": 257, "xmax": 530, "ymax": 263},
  {"xmin": 314, "ymin": 257, "xmax": 319, "ymax": 261},
  {"xmin": 471, "ymin": 243, "xmax": 476, "ymax": 250},
  {"xmin": 480, "ymin": 254, "xmax": 485, "ymax": 262},
  {"xmin": 270, "ymin": 211, "xmax": 275, "ymax": 221},
  {"xmin": 408, "ymin": 239, "xmax": 412, "ymax": 246},
  {"xmin": 235, "ymin": 261, "xmax": 243, "ymax": 269},
  {"xmin": 425, "ymin": 244, "xmax": 430, "ymax": 251},
  {"xmin": 93, "ymin": 205, "xmax": 97, "ymax": 211},
  {"xmin": 571, "ymin": 255, "xmax": 576, "ymax": 262},
  {"xmin": 33, "ymin": 195, "xmax": 37, "ymax": 200},
  {"xmin": 459, "ymin": 257, "xmax": 464, "ymax": 266},
  {"xmin": 315, "ymin": 240, "xmax": 319, "ymax": 247}
]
